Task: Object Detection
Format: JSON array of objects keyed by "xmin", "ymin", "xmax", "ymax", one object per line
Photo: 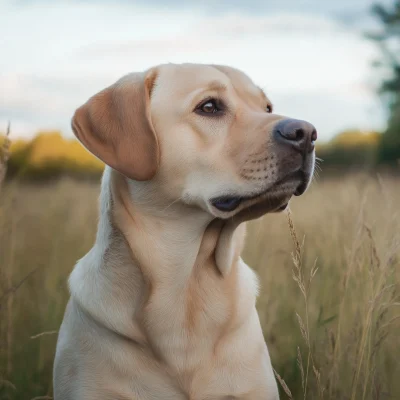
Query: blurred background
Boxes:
[
  {"xmin": 1, "ymin": 0, "xmax": 400, "ymax": 176},
  {"xmin": 0, "ymin": 1, "xmax": 399, "ymax": 399}
]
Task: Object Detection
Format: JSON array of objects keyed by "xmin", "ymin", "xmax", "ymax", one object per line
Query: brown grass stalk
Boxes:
[
  {"xmin": 30, "ymin": 331, "xmax": 58, "ymax": 340},
  {"xmin": 286, "ymin": 207, "xmax": 323, "ymax": 400},
  {"xmin": 328, "ymin": 194, "xmax": 367, "ymax": 396},
  {"xmin": 273, "ymin": 368, "xmax": 293, "ymax": 399},
  {"xmin": 0, "ymin": 122, "xmax": 11, "ymax": 192},
  {"xmin": 6, "ymin": 214, "xmax": 16, "ymax": 375}
]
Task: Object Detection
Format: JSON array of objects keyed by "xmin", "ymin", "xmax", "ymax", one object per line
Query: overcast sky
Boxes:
[{"xmin": 0, "ymin": 0, "xmax": 393, "ymax": 141}]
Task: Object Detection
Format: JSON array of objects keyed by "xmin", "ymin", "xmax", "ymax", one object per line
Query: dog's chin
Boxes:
[
  {"xmin": 210, "ymin": 192, "xmax": 292, "ymax": 222},
  {"xmin": 209, "ymin": 170, "xmax": 311, "ymax": 221}
]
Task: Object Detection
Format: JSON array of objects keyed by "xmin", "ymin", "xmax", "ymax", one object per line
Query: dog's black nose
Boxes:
[{"xmin": 273, "ymin": 119, "xmax": 317, "ymax": 154}]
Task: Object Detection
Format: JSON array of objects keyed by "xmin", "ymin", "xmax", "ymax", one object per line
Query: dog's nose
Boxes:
[{"xmin": 273, "ymin": 119, "xmax": 317, "ymax": 154}]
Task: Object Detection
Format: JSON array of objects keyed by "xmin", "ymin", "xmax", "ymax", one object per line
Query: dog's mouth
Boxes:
[{"xmin": 211, "ymin": 170, "xmax": 309, "ymax": 213}]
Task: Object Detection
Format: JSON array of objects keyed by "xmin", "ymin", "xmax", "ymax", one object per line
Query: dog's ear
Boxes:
[{"xmin": 71, "ymin": 69, "xmax": 159, "ymax": 181}]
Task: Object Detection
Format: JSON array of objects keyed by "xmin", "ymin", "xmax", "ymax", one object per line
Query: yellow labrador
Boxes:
[{"xmin": 53, "ymin": 63, "xmax": 316, "ymax": 400}]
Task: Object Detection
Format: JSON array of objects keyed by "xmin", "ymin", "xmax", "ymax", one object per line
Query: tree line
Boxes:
[{"xmin": 0, "ymin": 128, "xmax": 392, "ymax": 181}]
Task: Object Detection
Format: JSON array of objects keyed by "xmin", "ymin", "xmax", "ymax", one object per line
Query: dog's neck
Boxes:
[
  {"xmin": 110, "ymin": 169, "xmax": 224, "ymax": 279},
  {"xmin": 70, "ymin": 167, "xmax": 247, "ymax": 347}
]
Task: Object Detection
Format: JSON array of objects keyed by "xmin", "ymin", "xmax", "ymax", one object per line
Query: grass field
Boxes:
[{"xmin": 0, "ymin": 173, "xmax": 399, "ymax": 399}]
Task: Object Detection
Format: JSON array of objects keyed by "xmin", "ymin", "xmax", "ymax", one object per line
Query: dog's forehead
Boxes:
[
  {"xmin": 154, "ymin": 63, "xmax": 261, "ymax": 99},
  {"xmin": 213, "ymin": 65, "xmax": 267, "ymax": 102},
  {"xmin": 212, "ymin": 65, "xmax": 255, "ymax": 89}
]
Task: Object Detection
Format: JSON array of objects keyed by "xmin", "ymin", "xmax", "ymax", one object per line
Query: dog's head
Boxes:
[{"xmin": 72, "ymin": 63, "xmax": 316, "ymax": 221}]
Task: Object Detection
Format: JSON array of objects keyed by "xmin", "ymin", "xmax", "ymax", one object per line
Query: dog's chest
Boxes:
[{"xmin": 143, "ymin": 265, "xmax": 236, "ymax": 372}]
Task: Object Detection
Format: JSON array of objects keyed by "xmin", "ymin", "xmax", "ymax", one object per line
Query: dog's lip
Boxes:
[
  {"xmin": 210, "ymin": 170, "xmax": 306, "ymax": 212},
  {"xmin": 277, "ymin": 203, "xmax": 289, "ymax": 211},
  {"xmin": 211, "ymin": 187, "xmax": 271, "ymax": 212},
  {"xmin": 294, "ymin": 179, "xmax": 308, "ymax": 196}
]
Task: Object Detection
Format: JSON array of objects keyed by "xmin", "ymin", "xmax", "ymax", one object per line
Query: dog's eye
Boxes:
[
  {"xmin": 266, "ymin": 104, "xmax": 273, "ymax": 113},
  {"xmin": 201, "ymin": 100, "xmax": 218, "ymax": 113},
  {"xmin": 195, "ymin": 98, "xmax": 224, "ymax": 116}
]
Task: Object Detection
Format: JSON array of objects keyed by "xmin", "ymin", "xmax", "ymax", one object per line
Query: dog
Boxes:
[{"xmin": 53, "ymin": 63, "xmax": 316, "ymax": 399}]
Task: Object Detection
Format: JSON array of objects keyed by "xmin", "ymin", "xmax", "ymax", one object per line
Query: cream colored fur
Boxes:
[{"xmin": 53, "ymin": 63, "xmax": 316, "ymax": 400}]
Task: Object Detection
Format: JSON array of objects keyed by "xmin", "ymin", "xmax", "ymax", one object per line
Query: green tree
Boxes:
[{"xmin": 369, "ymin": 0, "xmax": 400, "ymax": 165}]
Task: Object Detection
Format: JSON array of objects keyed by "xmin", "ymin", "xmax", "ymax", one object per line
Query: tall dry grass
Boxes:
[
  {"xmin": 245, "ymin": 173, "xmax": 400, "ymax": 399},
  {"xmin": 0, "ymin": 168, "xmax": 399, "ymax": 399}
]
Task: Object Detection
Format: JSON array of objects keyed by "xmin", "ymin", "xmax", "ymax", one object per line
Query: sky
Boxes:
[{"xmin": 0, "ymin": 0, "xmax": 394, "ymax": 141}]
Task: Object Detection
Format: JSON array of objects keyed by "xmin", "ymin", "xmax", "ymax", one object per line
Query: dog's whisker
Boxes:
[{"xmin": 161, "ymin": 196, "xmax": 184, "ymax": 212}]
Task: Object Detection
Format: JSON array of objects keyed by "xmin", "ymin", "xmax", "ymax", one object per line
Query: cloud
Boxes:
[
  {"xmin": 273, "ymin": 91, "xmax": 385, "ymax": 139},
  {"xmin": 12, "ymin": 0, "xmax": 392, "ymax": 15},
  {"xmin": 0, "ymin": 0, "xmax": 387, "ymax": 140},
  {"xmin": 8, "ymin": 0, "xmax": 393, "ymax": 35},
  {"xmin": 73, "ymin": 12, "xmax": 380, "ymax": 95},
  {"xmin": 78, "ymin": 13, "xmax": 342, "ymax": 60},
  {"xmin": 0, "ymin": 73, "xmax": 112, "ymax": 136}
]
